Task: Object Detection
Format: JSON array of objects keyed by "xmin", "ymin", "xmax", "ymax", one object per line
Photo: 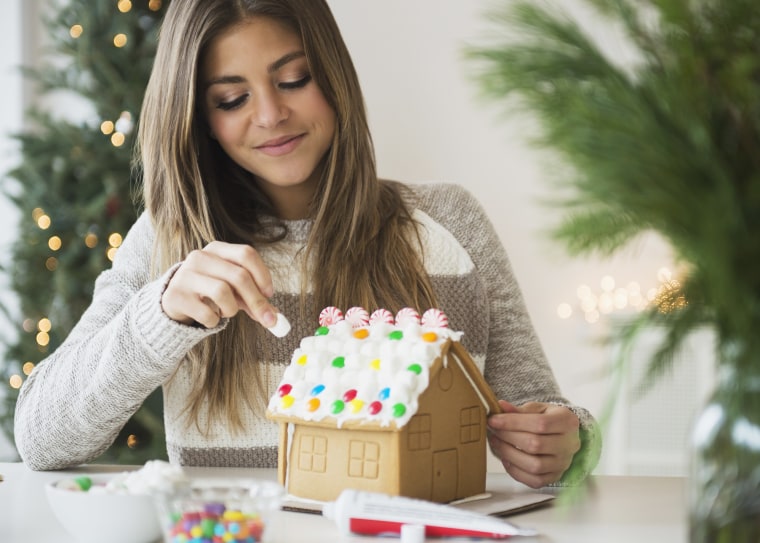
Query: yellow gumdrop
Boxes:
[
  {"xmin": 350, "ymin": 399, "xmax": 364, "ymax": 413},
  {"xmin": 370, "ymin": 358, "xmax": 381, "ymax": 370},
  {"xmin": 281, "ymin": 394, "xmax": 294, "ymax": 408},
  {"xmin": 190, "ymin": 526, "xmax": 203, "ymax": 537},
  {"xmin": 422, "ymin": 331, "xmax": 438, "ymax": 342},
  {"xmin": 297, "ymin": 354, "xmax": 308, "ymax": 365},
  {"xmin": 223, "ymin": 510, "xmax": 245, "ymax": 522}
]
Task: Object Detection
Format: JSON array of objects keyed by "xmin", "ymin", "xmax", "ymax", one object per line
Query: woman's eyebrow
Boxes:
[
  {"xmin": 204, "ymin": 51, "xmax": 306, "ymax": 91},
  {"xmin": 267, "ymin": 50, "xmax": 305, "ymax": 74}
]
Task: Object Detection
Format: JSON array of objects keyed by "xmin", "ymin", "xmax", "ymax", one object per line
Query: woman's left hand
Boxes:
[{"xmin": 487, "ymin": 399, "xmax": 581, "ymax": 488}]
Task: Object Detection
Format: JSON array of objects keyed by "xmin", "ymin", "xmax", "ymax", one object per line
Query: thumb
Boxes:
[
  {"xmin": 498, "ymin": 400, "xmax": 548, "ymax": 414},
  {"xmin": 498, "ymin": 400, "xmax": 520, "ymax": 413}
]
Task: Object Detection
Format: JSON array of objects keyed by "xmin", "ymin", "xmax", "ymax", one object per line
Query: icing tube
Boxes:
[{"xmin": 322, "ymin": 489, "xmax": 538, "ymax": 539}]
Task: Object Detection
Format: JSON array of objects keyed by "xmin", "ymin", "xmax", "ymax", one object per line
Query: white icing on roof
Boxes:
[{"xmin": 267, "ymin": 309, "xmax": 463, "ymax": 429}]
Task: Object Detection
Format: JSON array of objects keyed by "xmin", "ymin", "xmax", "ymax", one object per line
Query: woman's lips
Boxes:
[{"xmin": 255, "ymin": 134, "xmax": 304, "ymax": 156}]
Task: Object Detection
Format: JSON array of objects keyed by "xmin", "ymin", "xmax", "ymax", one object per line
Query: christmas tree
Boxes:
[{"xmin": 1, "ymin": 0, "xmax": 169, "ymax": 463}]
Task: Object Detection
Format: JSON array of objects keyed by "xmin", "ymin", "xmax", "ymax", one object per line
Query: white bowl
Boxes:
[{"xmin": 45, "ymin": 475, "xmax": 163, "ymax": 543}]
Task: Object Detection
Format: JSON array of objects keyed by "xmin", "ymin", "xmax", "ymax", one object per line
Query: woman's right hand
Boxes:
[{"xmin": 161, "ymin": 241, "xmax": 278, "ymax": 329}]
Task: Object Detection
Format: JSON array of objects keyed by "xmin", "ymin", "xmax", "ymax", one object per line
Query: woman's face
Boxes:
[{"xmin": 200, "ymin": 16, "xmax": 336, "ymax": 219}]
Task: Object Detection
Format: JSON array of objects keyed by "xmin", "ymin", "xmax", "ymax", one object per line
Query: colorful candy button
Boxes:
[
  {"xmin": 407, "ymin": 363, "xmax": 422, "ymax": 375},
  {"xmin": 368, "ymin": 401, "xmax": 382, "ymax": 415},
  {"xmin": 388, "ymin": 330, "xmax": 404, "ymax": 340},
  {"xmin": 370, "ymin": 358, "xmax": 381, "ymax": 370},
  {"xmin": 310, "ymin": 384, "xmax": 325, "ymax": 396},
  {"xmin": 278, "ymin": 384, "xmax": 292, "ymax": 397},
  {"xmin": 378, "ymin": 387, "xmax": 390, "ymax": 401},
  {"xmin": 353, "ymin": 328, "xmax": 369, "ymax": 339},
  {"xmin": 422, "ymin": 331, "xmax": 438, "ymax": 342},
  {"xmin": 350, "ymin": 399, "xmax": 364, "ymax": 413},
  {"xmin": 331, "ymin": 400, "xmax": 345, "ymax": 414},
  {"xmin": 281, "ymin": 395, "xmax": 294, "ymax": 408},
  {"xmin": 331, "ymin": 356, "xmax": 345, "ymax": 368},
  {"xmin": 307, "ymin": 398, "xmax": 320, "ymax": 412},
  {"xmin": 315, "ymin": 326, "xmax": 329, "ymax": 336},
  {"xmin": 392, "ymin": 403, "xmax": 407, "ymax": 418},
  {"xmin": 343, "ymin": 389, "xmax": 357, "ymax": 402},
  {"xmin": 296, "ymin": 354, "xmax": 308, "ymax": 365}
]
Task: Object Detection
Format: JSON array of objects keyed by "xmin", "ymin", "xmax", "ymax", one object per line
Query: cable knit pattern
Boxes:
[{"xmin": 14, "ymin": 182, "xmax": 600, "ymax": 482}]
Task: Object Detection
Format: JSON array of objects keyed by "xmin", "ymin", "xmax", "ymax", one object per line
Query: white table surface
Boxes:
[{"xmin": 0, "ymin": 462, "xmax": 687, "ymax": 542}]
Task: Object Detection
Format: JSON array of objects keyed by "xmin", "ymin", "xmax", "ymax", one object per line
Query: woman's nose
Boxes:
[{"xmin": 252, "ymin": 89, "xmax": 289, "ymax": 128}]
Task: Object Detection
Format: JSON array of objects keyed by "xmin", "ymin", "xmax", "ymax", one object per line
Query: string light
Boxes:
[
  {"xmin": 557, "ymin": 267, "xmax": 679, "ymax": 324},
  {"xmin": 108, "ymin": 233, "xmax": 123, "ymax": 248},
  {"xmin": 100, "ymin": 120, "xmax": 115, "ymax": 135},
  {"xmin": 85, "ymin": 232, "xmax": 98, "ymax": 248},
  {"xmin": 36, "ymin": 331, "xmax": 50, "ymax": 347},
  {"xmin": 48, "ymin": 236, "xmax": 62, "ymax": 251},
  {"xmin": 45, "ymin": 257, "xmax": 58, "ymax": 271},
  {"xmin": 127, "ymin": 434, "xmax": 139, "ymax": 448},
  {"xmin": 113, "ymin": 33, "xmax": 128, "ymax": 48},
  {"xmin": 148, "ymin": 0, "xmax": 162, "ymax": 11},
  {"xmin": 38, "ymin": 318, "xmax": 52, "ymax": 333},
  {"xmin": 36, "ymin": 213, "xmax": 51, "ymax": 230},
  {"xmin": 22, "ymin": 362, "xmax": 35, "ymax": 375},
  {"xmin": 117, "ymin": 0, "xmax": 132, "ymax": 12},
  {"xmin": 9, "ymin": 375, "xmax": 22, "ymax": 389},
  {"xmin": 22, "ymin": 319, "xmax": 35, "ymax": 333},
  {"xmin": 70, "ymin": 24, "xmax": 83, "ymax": 39},
  {"xmin": 110, "ymin": 132, "xmax": 126, "ymax": 147}
]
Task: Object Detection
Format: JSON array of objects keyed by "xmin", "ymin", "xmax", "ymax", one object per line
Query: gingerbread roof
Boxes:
[{"xmin": 266, "ymin": 307, "xmax": 501, "ymax": 430}]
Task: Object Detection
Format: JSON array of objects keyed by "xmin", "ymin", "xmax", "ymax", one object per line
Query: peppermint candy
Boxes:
[
  {"xmin": 421, "ymin": 308, "xmax": 449, "ymax": 328},
  {"xmin": 319, "ymin": 306, "xmax": 344, "ymax": 326},
  {"xmin": 369, "ymin": 308, "xmax": 394, "ymax": 325},
  {"xmin": 345, "ymin": 306, "xmax": 370, "ymax": 328},
  {"xmin": 395, "ymin": 307, "xmax": 421, "ymax": 326}
]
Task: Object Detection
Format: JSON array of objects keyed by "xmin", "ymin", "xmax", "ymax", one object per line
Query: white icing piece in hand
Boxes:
[{"xmin": 268, "ymin": 312, "xmax": 291, "ymax": 337}]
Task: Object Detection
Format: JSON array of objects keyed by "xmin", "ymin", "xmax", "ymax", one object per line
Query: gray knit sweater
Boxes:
[{"xmin": 14, "ymin": 183, "xmax": 600, "ymax": 481}]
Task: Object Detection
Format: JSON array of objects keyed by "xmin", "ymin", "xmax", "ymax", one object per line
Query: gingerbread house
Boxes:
[{"xmin": 266, "ymin": 307, "xmax": 502, "ymax": 503}]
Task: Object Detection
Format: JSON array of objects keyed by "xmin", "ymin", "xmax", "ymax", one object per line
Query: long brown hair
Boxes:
[{"xmin": 136, "ymin": 0, "xmax": 436, "ymax": 431}]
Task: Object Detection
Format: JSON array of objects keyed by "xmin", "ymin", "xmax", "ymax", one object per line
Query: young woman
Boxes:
[{"xmin": 15, "ymin": 0, "xmax": 600, "ymax": 489}]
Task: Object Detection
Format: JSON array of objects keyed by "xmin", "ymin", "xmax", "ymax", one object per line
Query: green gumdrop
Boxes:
[
  {"xmin": 74, "ymin": 476, "xmax": 92, "ymax": 491},
  {"xmin": 331, "ymin": 400, "xmax": 345, "ymax": 414},
  {"xmin": 388, "ymin": 330, "xmax": 404, "ymax": 340},
  {"xmin": 392, "ymin": 403, "xmax": 407, "ymax": 418},
  {"xmin": 332, "ymin": 356, "xmax": 345, "ymax": 368},
  {"xmin": 315, "ymin": 326, "xmax": 329, "ymax": 336},
  {"xmin": 407, "ymin": 363, "xmax": 422, "ymax": 375}
]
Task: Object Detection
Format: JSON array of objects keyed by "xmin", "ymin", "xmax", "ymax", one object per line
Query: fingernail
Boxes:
[
  {"xmin": 262, "ymin": 310, "xmax": 277, "ymax": 328},
  {"xmin": 266, "ymin": 312, "xmax": 291, "ymax": 337}
]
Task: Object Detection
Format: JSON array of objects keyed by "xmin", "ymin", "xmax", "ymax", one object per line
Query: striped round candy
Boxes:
[
  {"xmin": 319, "ymin": 306, "xmax": 344, "ymax": 326},
  {"xmin": 369, "ymin": 308, "xmax": 394, "ymax": 324},
  {"xmin": 395, "ymin": 307, "xmax": 420, "ymax": 326},
  {"xmin": 421, "ymin": 308, "xmax": 449, "ymax": 328},
  {"xmin": 345, "ymin": 306, "xmax": 370, "ymax": 328}
]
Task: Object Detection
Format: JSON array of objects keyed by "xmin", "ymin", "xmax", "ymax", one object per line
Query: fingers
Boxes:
[
  {"xmin": 487, "ymin": 402, "xmax": 582, "ymax": 488},
  {"xmin": 489, "ymin": 403, "xmax": 578, "ymax": 434},
  {"xmin": 488, "ymin": 432, "xmax": 575, "ymax": 488},
  {"xmin": 161, "ymin": 242, "xmax": 278, "ymax": 328}
]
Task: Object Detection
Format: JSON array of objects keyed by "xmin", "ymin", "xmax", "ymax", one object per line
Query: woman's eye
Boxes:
[
  {"xmin": 217, "ymin": 94, "xmax": 248, "ymax": 111},
  {"xmin": 279, "ymin": 74, "xmax": 312, "ymax": 90}
]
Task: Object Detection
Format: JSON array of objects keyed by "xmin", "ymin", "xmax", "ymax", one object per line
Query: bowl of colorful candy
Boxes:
[
  {"xmin": 154, "ymin": 479, "xmax": 285, "ymax": 543},
  {"xmin": 45, "ymin": 472, "xmax": 164, "ymax": 543}
]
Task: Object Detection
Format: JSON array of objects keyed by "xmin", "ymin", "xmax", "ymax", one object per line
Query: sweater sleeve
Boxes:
[
  {"xmin": 13, "ymin": 213, "xmax": 222, "ymax": 470},
  {"xmin": 413, "ymin": 183, "xmax": 601, "ymax": 485}
]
